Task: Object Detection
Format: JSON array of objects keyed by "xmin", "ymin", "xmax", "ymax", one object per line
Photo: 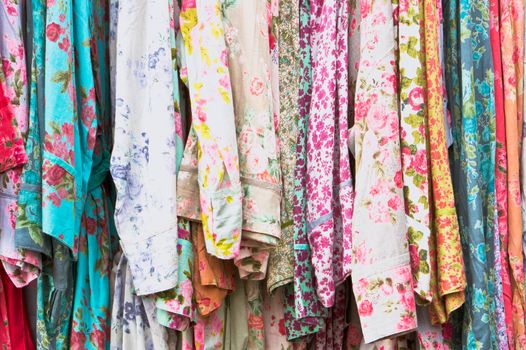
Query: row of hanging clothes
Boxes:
[{"xmin": 1, "ymin": 0, "xmax": 526, "ymax": 348}]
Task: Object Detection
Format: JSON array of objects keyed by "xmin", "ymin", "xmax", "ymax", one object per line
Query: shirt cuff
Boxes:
[
  {"xmin": 120, "ymin": 226, "xmax": 179, "ymax": 295},
  {"xmin": 353, "ymin": 263, "xmax": 417, "ymax": 343}
]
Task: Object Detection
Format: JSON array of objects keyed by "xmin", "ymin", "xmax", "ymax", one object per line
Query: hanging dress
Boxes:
[
  {"xmin": 306, "ymin": 0, "xmax": 353, "ymax": 308},
  {"xmin": 110, "ymin": 0, "xmax": 180, "ymax": 297},
  {"xmin": 489, "ymin": 0, "xmax": 513, "ymax": 345},
  {"xmin": 110, "ymin": 251, "xmax": 177, "ymax": 350},
  {"xmin": 443, "ymin": 0, "xmax": 499, "ymax": 347},
  {"xmin": 176, "ymin": 0, "xmax": 243, "ymax": 260},
  {"xmin": 284, "ymin": 0, "xmax": 327, "ymax": 342},
  {"xmin": 350, "ymin": 0, "xmax": 417, "ymax": 342},
  {"xmin": 423, "ymin": 0, "xmax": 466, "ymax": 326},
  {"xmin": 397, "ymin": 0, "xmax": 432, "ymax": 304},
  {"xmin": 500, "ymin": 0, "xmax": 526, "ymax": 346},
  {"xmin": 266, "ymin": 0, "xmax": 300, "ymax": 294},
  {"xmin": 0, "ymin": 0, "xmax": 41, "ymax": 288}
]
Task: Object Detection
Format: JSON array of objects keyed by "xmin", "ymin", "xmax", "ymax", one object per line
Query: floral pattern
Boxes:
[
  {"xmin": 0, "ymin": 0, "xmax": 41, "ymax": 288},
  {"xmin": 489, "ymin": 0, "xmax": 512, "ymax": 345},
  {"xmin": 12, "ymin": 0, "xmax": 48, "ymax": 282},
  {"xmin": 3, "ymin": 0, "xmax": 526, "ymax": 346},
  {"xmin": 110, "ymin": 253, "xmax": 177, "ymax": 350},
  {"xmin": 443, "ymin": 0, "xmax": 500, "ymax": 347},
  {"xmin": 500, "ymin": 0, "xmax": 526, "ymax": 346},
  {"xmin": 266, "ymin": 0, "xmax": 299, "ymax": 293},
  {"xmin": 245, "ymin": 280, "xmax": 265, "ymax": 349},
  {"xmin": 263, "ymin": 288, "xmax": 293, "ymax": 350},
  {"xmin": 397, "ymin": 0, "xmax": 432, "ymax": 302},
  {"xmin": 192, "ymin": 223, "xmax": 235, "ymax": 317},
  {"xmin": 349, "ymin": 0, "xmax": 417, "ymax": 342},
  {"xmin": 221, "ymin": 0, "xmax": 281, "ymax": 248},
  {"xmin": 306, "ymin": 0, "xmax": 353, "ymax": 308},
  {"xmin": 423, "ymin": 0, "xmax": 466, "ymax": 324},
  {"xmin": 176, "ymin": 0, "xmax": 243, "ymax": 259},
  {"xmin": 110, "ymin": 0, "xmax": 180, "ymax": 295},
  {"xmin": 286, "ymin": 0, "xmax": 327, "ymax": 342},
  {"xmin": 155, "ymin": 220, "xmax": 195, "ymax": 331}
]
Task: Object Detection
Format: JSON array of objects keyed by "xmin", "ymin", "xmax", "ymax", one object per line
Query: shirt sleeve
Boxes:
[
  {"xmin": 110, "ymin": 0, "xmax": 179, "ymax": 295},
  {"xmin": 177, "ymin": 0, "xmax": 243, "ymax": 260},
  {"xmin": 350, "ymin": 0, "xmax": 417, "ymax": 342}
]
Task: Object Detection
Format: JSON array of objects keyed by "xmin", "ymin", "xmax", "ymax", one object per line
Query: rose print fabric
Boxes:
[
  {"xmin": 221, "ymin": 0, "xmax": 281, "ymax": 247},
  {"xmin": 13, "ymin": 0, "xmax": 48, "ymax": 285},
  {"xmin": 0, "ymin": 30, "xmax": 25, "ymax": 173},
  {"xmin": 110, "ymin": 0, "xmax": 180, "ymax": 296},
  {"xmin": 443, "ymin": 0, "xmax": 500, "ymax": 348},
  {"xmin": 397, "ymin": 0, "xmax": 432, "ymax": 303},
  {"xmin": 0, "ymin": 0, "xmax": 27, "ymax": 174},
  {"xmin": 350, "ymin": 0, "xmax": 417, "ymax": 342},
  {"xmin": 70, "ymin": 186, "xmax": 115, "ymax": 350},
  {"xmin": 194, "ymin": 275, "xmax": 249, "ymax": 350},
  {"xmin": 41, "ymin": 0, "xmax": 97, "ymax": 258},
  {"xmin": 245, "ymin": 280, "xmax": 265, "ymax": 349},
  {"xmin": 177, "ymin": 0, "xmax": 281, "ymax": 267},
  {"xmin": 5, "ymin": 0, "xmax": 526, "ymax": 346}
]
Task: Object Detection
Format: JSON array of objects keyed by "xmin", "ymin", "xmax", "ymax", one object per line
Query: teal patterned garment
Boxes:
[
  {"xmin": 70, "ymin": 0, "xmax": 116, "ymax": 348},
  {"xmin": 15, "ymin": 0, "xmax": 50, "ymax": 263},
  {"xmin": 443, "ymin": 0, "xmax": 498, "ymax": 348},
  {"xmin": 19, "ymin": 1, "xmax": 75, "ymax": 348},
  {"xmin": 34, "ymin": 0, "xmax": 116, "ymax": 348}
]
